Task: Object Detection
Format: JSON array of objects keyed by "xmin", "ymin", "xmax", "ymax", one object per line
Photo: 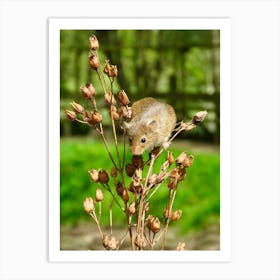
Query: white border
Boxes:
[{"xmin": 49, "ymin": 18, "xmax": 231, "ymax": 262}]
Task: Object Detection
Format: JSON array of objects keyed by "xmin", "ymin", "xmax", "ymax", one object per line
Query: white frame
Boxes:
[
  {"xmin": 1, "ymin": 0, "xmax": 279, "ymax": 279},
  {"xmin": 49, "ymin": 18, "xmax": 231, "ymax": 262}
]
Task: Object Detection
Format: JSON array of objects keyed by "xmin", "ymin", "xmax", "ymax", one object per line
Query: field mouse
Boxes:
[{"xmin": 124, "ymin": 97, "xmax": 177, "ymax": 155}]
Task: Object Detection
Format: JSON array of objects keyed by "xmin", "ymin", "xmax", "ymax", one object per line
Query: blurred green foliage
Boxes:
[
  {"xmin": 60, "ymin": 137, "xmax": 220, "ymax": 233},
  {"xmin": 60, "ymin": 30, "xmax": 220, "ymax": 143}
]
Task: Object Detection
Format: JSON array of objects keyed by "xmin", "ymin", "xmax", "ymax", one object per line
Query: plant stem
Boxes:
[
  {"xmin": 90, "ymin": 212, "xmax": 103, "ymax": 239},
  {"xmin": 161, "ymin": 188, "xmax": 177, "ymax": 250}
]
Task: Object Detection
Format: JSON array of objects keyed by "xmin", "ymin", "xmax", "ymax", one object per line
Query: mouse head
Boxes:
[{"xmin": 124, "ymin": 119, "xmax": 158, "ymax": 155}]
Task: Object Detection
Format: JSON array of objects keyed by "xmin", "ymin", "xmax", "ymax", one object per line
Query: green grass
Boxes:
[{"xmin": 60, "ymin": 137, "xmax": 220, "ymax": 233}]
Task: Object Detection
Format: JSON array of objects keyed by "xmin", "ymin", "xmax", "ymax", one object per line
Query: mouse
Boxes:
[{"xmin": 124, "ymin": 97, "xmax": 177, "ymax": 155}]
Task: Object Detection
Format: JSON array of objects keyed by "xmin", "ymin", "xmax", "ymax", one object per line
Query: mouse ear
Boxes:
[{"xmin": 146, "ymin": 119, "xmax": 158, "ymax": 131}]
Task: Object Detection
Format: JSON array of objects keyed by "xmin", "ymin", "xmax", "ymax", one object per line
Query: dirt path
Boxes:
[{"xmin": 60, "ymin": 222, "xmax": 220, "ymax": 251}]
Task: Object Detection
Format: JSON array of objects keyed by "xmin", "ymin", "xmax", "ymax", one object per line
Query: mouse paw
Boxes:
[{"xmin": 162, "ymin": 141, "xmax": 170, "ymax": 150}]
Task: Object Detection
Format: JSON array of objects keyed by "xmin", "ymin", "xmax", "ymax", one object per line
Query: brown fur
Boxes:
[{"xmin": 125, "ymin": 97, "xmax": 177, "ymax": 155}]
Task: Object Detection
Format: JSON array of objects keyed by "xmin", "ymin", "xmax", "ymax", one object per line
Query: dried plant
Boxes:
[{"xmin": 65, "ymin": 34, "xmax": 207, "ymax": 250}]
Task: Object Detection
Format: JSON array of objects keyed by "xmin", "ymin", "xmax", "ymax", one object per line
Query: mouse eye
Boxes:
[
  {"xmin": 141, "ymin": 137, "xmax": 146, "ymax": 143},
  {"xmin": 129, "ymin": 138, "xmax": 132, "ymax": 144}
]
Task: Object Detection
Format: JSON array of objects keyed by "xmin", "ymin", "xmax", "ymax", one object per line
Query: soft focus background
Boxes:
[{"xmin": 60, "ymin": 30, "xmax": 220, "ymax": 250}]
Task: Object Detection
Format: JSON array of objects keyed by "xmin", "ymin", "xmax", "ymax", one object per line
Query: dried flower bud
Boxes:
[
  {"xmin": 176, "ymin": 241, "xmax": 185, "ymax": 251},
  {"xmin": 102, "ymin": 234, "xmax": 119, "ymax": 250},
  {"xmin": 110, "ymin": 167, "xmax": 118, "ymax": 178},
  {"xmin": 104, "ymin": 59, "xmax": 118, "ymax": 77},
  {"xmin": 171, "ymin": 209, "xmax": 182, "ymax": 221},
  {"xmin": 125, "ymin": 163, "xmax": 135, "ymax": 177},
  {"xmin": 80, "ymin": 83, "xmax": 96, "ymax": 99},
  {"xmin": 132, "ymin": 155, "xmax": 144, "ymax": 169},
  {"xmin": 121, "ymin": 188, "xmax": 129, "ymax": 203},
  {"xmin": 65, "ymin": 110, "xmax": 76, "ymax": 121},
  {"xmin": 91, "ymin": 111, "xmax": 102, "ymax": 123},
  {"xmin": 147, "ymin": 215, "xmax": 160, "ymax": 233},
  {"xmin": 70, "ymin": 101, "xmax": 84, "ymax": 114},
  {"xmin": 95, "ymin": 188, "xmax": 104, "ymax": 202},
  {"xmin": 88, "ymin": 169, "xmax": 99, "ymax": 182},
  {"xmin": 83, "ymin": 197, "xmax": 94, "ymax": 213},
  {"xmin": 163, "ymin": 207, "xmax": 172, "ymax": 219},
  {"xmin": 118, "ymin": 90, "xmax": 130, "ymax": 106},
  {"xmin": 98, "ymin": 169, "xmax": 109, "ymax": 184},
  {"xmin": 88, "ymin": 51, "xmax": 100, "ymax": 69},
  {"xmin": 89, "ymin": 34, "xmax": 99, "ymax": 50},
  {"xmin": 183, "ymin": 155, "xmax": 194, "ymax": 168},
  {"xmin": 128, "ymin": 202, "xmax": 136, "ymax": 215},
  {"xmin": 167, "ymin": 151, "xmax": 174, "ymax": 165},
  {"xmin": 109, "ymin": 65, "xmax": 118, "ymax": 77},
  {"xmin": 115, "ymin": 182, "xmax": 125, "ymax": 196},
  {"xmin": 104, "ymin": 91, "xmax": 116, "ymax": 105},
  {"xmin": 192, "ymin": 110, "xmax": 207, "ymax": 125},
  {"xmin": 176, "ymin": 152, "xmax": 187, "ymax": 166}
]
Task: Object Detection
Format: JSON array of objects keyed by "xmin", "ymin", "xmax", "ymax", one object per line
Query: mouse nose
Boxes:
[{"xmin": 131, "ymin": 146, "xmax": 143, "ymax": 155}]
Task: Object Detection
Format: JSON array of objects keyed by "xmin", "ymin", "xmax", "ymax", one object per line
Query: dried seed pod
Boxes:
[
  {"xmin": 176, "ymin": 152, "xmax": 187, "ymax": 166},
  {"xmin": 70, "ymin": 101, "xmax": 84, "ymax": 114},
  {"xmin": 80, "ymin": 83, "xmax": 96, "ymax": 99},
  {"xmin": 98, "ymin": 169, "xmax": 109, "ymax": 184},
  {"xmin": 95, "ymin": 188, "xmax": 104, "ymax": 202},
  {"xmin": 132, "ymin": 155, "xmax": 144, "ymax": 169},
  {"xmin": 115, "ymin": 182, "xmax": 125, "ymax": 196},
  {"xmin": 83, "ymin": 197, "xmax": 94, "ymax": 213},
  {"xmin": 125, "ymin": 163, "xmax": 135, "ymax": 177},
  {"xmin": 118, "ymin": 89, "xmax": 130, "ymax": 106},
  {"xmin": 102, "ymin": 234, "xmax": 119, "ymax": 250},
  {"xmin": 192, "ymin": 110, "xmax": 207, "ymax": 125},
  {"xmin": 183, "ymin": 155, "xmax": 194, "ymax": 168},
  {"xmin": 88, "ymin": 169, "xmax": 99, "ymax": 182},
  {"xmin": 176, "ymin": 241, "xmax": 186, "ymax": 251},
  {"xmin": 88, "ymin": 51, "xmax": 100, "ymax": 69},
  {"xmin": 65, "ymin": 110, "xmax": 76, "ymax": 121},
  {"xmin": 91, "ymin": 111, "xmax": 103, "ymax": 123},
  {"xmin": 128, "ymin": 202, "xmax": 136, "ymax": 215},
  {"xmin": 121, "ymin": 188, "xmax": 129, "ymax": 203},
  {"xmin": 171, "ymin": 209, "xmax": 182, "ymax": 221},
  {"xmin": 103, "ymin": 59, "xmax": 118, "ymax": 77},
  {"xmin": 89, "ymin": 34, "xmax": 99, "ymax": 50},
  {"xmin": 167, "ymin": 151, "xmax": 174, "ymax": 165},
  {"xmin": 147, "ymin": 215, "xmax": 161, "ymax": 233},
  {"xmin": 104, "ymin": 91, "xmax": 116, "ymax": 105}
]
